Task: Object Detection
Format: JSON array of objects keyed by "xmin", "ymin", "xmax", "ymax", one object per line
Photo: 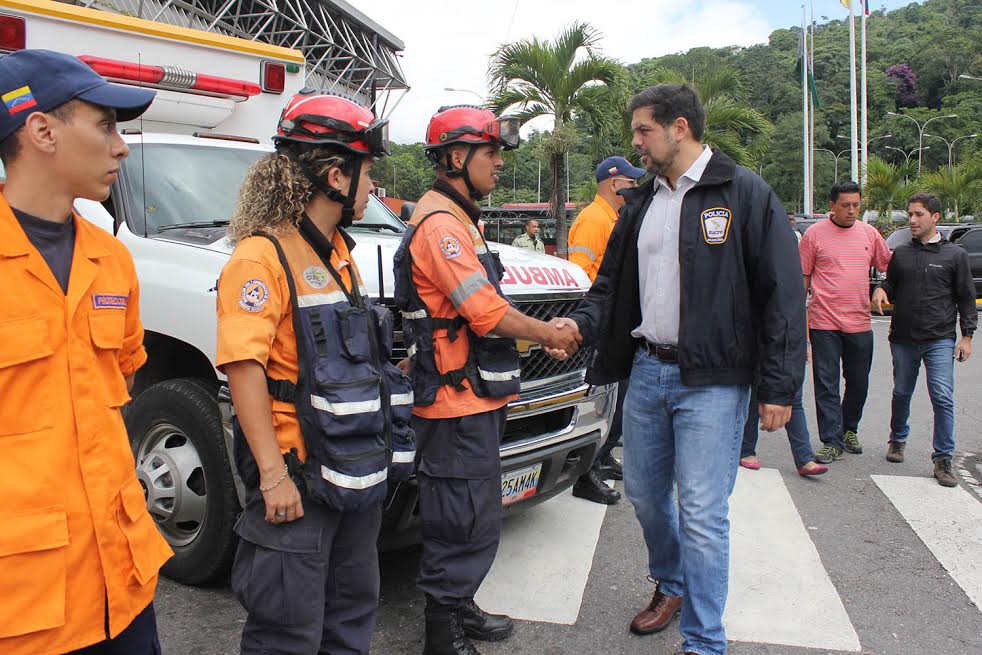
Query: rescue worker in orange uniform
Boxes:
[
  {"xmin": 567, "ymin": 155, "xmax": 645, "ymax": 505},
  {"xmin": 393, "ymin": 105, "xmax": 582, "ymax": 655},
  {"xmin": 218, "ymin": 92, "xmax": 413, "ymax": 654},
  {"xmin": 0, "ymin": 50, "xmax": 171, "ymax": 655}
]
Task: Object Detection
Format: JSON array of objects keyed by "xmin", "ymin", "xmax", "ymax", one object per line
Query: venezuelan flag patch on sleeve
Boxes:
[{"xmin": 2, "ymin": 86, "xmax": 37, "ymax": 115}]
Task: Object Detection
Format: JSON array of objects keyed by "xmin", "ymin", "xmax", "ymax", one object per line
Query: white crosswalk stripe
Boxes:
[{"xmin": 873, "ymin": 474, "xmax": 982, "ymax": 611}]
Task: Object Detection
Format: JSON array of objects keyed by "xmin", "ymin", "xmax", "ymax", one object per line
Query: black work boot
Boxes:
[
  {"xmin": 424, "ymin": 596, "xmax": 480, "ymax": 655},
  {"xmin": 597, "ymin": 452, "xmax": 624, "ymax": 481},
  {"xmin": 459, "ymin": 598, "xmax": 514, "ymax": 641},
  {"xmin": 572, "ymin": 469, "xmax": 621, "ymax": 505}
]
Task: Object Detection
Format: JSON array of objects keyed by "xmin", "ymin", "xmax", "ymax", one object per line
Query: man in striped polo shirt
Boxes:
[{"xmin": 800, "ymin": 180, "xmax": 892, "ymax": 463}]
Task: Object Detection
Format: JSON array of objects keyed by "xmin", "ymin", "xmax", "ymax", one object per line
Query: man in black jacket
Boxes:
[
  {"xmin": 555, "ymin": 84, "xmax": 806, "ymax": 655},
  {"xmin": 872, "ymin": 192, "xmax": 976, "ymax": 487}
]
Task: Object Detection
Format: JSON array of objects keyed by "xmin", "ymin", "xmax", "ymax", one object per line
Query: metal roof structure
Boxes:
[{"xmin": 71, "ymin": 0, "xmax": 409, "ymax": 116}]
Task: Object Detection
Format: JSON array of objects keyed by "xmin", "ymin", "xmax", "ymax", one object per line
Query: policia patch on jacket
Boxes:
[{"xmin": 701, "ymin": 207, "xmax": 732, "ymax": 245}]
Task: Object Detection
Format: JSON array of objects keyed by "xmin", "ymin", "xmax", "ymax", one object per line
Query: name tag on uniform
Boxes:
[
  {"xmin": 92, "ymin": 294, "xmax": 129, "ymax": 309},
  {"xmin": 701, "ymin": 207, "xmax": 732, "ymax": 245}
]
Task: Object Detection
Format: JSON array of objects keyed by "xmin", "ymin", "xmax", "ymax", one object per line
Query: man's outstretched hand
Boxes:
[{"xmin": 544, "ymin": 318, "xmax": 582, "ymax": 360}]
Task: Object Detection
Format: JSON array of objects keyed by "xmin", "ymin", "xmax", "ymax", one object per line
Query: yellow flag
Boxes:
[{"xmin": 840, "ymin": 0, "xmax": 851, "ymax": 8}]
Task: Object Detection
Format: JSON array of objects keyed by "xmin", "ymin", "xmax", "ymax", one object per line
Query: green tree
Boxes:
[
  {"xmin": 919, "ymin": 159, "xmax": 982, "ymax": 221},
  {"xmin": 863, "ymin": 156, "xmax": 916, "ymax": 223},
  {"xmin": 488, "ymin": 21, "xmax": 623, "ymax": 255}
]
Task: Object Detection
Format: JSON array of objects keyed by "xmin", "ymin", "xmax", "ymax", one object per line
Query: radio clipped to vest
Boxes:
[
  {"xmin": 392, "ymin": 210, "xmax": 521, "ymax": 407},
  {"xmin": 255, "ymin": 223, "xmax": 415, "ymax": 512}
]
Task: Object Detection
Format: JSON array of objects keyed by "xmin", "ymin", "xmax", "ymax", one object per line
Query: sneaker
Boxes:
[
  {"xmin": 843, "ymin": 430, "xmax": 863, "ymax": 454},
  {"xmin": 933, "ymin": 457, "xmax": 958, "ymax": 488},
  {"xmin": 886, "ymin": 441, "xmax": 906, "ymax": 463},
  {"xmin": 815, "ymin": 445, "xmax": 844, "ymax": 464}
]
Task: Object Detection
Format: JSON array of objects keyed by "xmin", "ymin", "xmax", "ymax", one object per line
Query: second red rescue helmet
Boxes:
[
  {"xmin": 424, "ymin": 105, "xmax": 520, "ymax": 152},
  {"xmin": 274, "ymin": 90, "xmax": 389, "ymax": 157}
]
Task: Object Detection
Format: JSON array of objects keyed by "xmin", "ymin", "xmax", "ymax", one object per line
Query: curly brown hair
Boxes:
[{"xmin": 226, "ymin": 146, "xmax": 357, "ymax": 245}]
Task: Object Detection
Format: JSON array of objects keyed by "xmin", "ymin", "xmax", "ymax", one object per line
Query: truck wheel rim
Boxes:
[{"xmin": 136, "ymin": 423, "xmax": 207, "ymax": 548}]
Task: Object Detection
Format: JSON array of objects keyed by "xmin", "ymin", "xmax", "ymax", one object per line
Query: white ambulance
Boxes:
[{"xmin": 2, "ymin": 0, "xmax": 615, "ymax": 585}]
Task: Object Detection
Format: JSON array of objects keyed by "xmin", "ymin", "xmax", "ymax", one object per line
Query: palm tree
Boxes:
[
  {"xmin": 864, "ymin": 156, "xmax": 916, "ymax": 223},
  {"xmin": 638, "ymin": 66, "xmax": 773, "ymax": 167},
  {"xmin": 488, "ymin": 22, "xmax": 623, "ymax": 256},
  {"xmin": 919, "ymin": 159, "xmax": 982, "ymax": 222}
]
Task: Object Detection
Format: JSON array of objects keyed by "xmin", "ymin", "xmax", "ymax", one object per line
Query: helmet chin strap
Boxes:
[
  {"xmin": 444, "ymin": 145, "xmax": 484, "ymax": 201},
  {"xmin": 284, "ymin": 149, "xmax": 361, "ymax": 228}
]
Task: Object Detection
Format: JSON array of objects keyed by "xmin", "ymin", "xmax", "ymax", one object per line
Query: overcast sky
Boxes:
[{"xmin": 356, "ymin": 0, "xmax": 924, "ymax": 143}]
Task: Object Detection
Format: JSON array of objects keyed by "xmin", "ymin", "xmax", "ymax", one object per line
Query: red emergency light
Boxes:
[
  {"xmin": 260, "ymin": 60, "xmax": 286, "ymax": 94},
  {"xmin": 0, "ymin": 14, "xmax": 26, "ymax": 52},
  {"xmin": 79, "ymin": 56, "xmax": 261, "ymax": 99}
]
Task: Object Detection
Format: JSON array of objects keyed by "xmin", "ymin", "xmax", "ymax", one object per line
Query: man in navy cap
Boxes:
[
  {"xmin": 0, "ymin": 50, "xmax": 171, "ymax": 655},
  {"xmin": 568, "ymin": 155, "xmax": 645, "ymax": 504}
]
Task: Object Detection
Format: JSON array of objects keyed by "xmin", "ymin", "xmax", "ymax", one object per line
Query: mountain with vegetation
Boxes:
[{"xmin": 379, "ymin": 0, "xmax": 982, "ymax": 224}]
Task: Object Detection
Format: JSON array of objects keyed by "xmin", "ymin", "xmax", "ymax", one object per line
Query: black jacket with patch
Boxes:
[
  {"xmin": 568, "ymin": 149, "xmax": 807, "ymax": 405},
  {"xmin": 879, "ymin": 237, "xmax": 977, "ymax": 343}
]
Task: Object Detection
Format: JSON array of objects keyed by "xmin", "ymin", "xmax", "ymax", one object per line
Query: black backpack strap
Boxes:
[{"xmin": 253, "ymin": 231, "xmax": 307, "ymax": 404}]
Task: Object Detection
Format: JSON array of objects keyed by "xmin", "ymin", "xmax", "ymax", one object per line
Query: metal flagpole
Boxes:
[
  {"xmin": 860, "ymin": 0, "xmax": 869, "ymax": 193},
  {"xmin": 801, "ymin": 3, "xmax": 810, "ymax": 215},
  {"xmin": 809, "ymin": 0, "xmax": 816, "ymax": 210},
  {"xmin": 848, "ymin": 0, "xmax": 859, "ymax": 182}
]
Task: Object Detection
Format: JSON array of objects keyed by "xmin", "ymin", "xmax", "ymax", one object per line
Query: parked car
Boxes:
[{"xmin": 955, "ymin": 228, "xmax": 982, "ymax": 297}]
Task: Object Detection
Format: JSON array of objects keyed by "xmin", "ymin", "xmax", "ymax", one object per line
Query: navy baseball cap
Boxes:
[
  {"xmin": 595, "ymin": 155, "xmax": 646, "ymax": 182},
  {"xmin": 0, "ymin": 49, "xmax": 156, "ymax": 141}
]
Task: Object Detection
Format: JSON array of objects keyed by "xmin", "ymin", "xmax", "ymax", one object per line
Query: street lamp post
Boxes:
[
  {"xmin": 816, "ymin": 147, "xmax": 851, "ymax": 182},
  {"xmin": 391, "ymin": 161, "xmax": 397, "ymax": 198},
  {"xmin": 886, "ymin": 112, "xmax": 957, "ymax": 176},
  {"xmin": 443, "ymin": 87, "xmax": 484, "ymax": 103},
  {"xmin": 924, "ymin": 133, "xmax": 978, "ymax": 169}
]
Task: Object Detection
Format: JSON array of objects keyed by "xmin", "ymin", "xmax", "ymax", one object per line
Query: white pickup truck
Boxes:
[{"xmin": 4, "ymin": 0, "xmax": 615, "ymax": 585}]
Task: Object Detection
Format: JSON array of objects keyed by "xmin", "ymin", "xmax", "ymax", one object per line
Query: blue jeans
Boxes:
[
  {"xmin": 623, "ymin": 350, "xmax": 751, "ymax": 655},
  {"xmin": 809, "ymin": 329, "xmax": 874, "ymax": 450},
  {"xmin": 889, "ymin": 338, "xmax": 956, "ymax": 460},
  {"xmin": 741, "ymin": 381, "xmax": 817, "ymax": 469}
]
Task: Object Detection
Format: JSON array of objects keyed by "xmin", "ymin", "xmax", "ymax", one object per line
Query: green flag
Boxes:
[{"xmin": 794, "ymin": 28, "xmax": 821, "ymax": 109}]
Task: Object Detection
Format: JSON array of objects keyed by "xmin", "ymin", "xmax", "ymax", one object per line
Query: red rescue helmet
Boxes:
[
  {"xmin": 424, "ymin": 105, "xmax": 520, "ymax": 151},
  {"xmin": 274, "ymin": 91, "xmax": 389, "ymax": 157}
]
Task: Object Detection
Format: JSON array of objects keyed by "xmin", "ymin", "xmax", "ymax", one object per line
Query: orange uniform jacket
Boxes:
[
  {"xmin": 567, "ymin": 195, "xmax": 618, "ymax": 283},
  {"xmin": 215, "ymin": 226, "xmax": 359, "ymax": 461},
  {"xmin": 408, "ymin": 188, "xmax": 514, "ymax": 419},
  {"xmin": 0, "ymin": 196, "xmax": 172, "ymax": 655}
]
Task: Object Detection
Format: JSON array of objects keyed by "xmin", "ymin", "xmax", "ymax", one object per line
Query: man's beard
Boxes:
[{"xmin": 639, "ymin": 136, "xmax": 679, "ymax": 177}]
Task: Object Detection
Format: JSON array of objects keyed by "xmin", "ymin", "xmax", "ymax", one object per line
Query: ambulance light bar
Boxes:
[
  {"xmin": 79, "ymin": 56, "xmax": 261, "ymax": 99},
  {"xmin": 0, "ymin": 14, "xmax": 26, "ymax": 52}
]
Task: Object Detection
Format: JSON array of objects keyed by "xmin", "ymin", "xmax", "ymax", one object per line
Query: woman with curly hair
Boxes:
[{"xmin": 216, "ymin": 92, "xmax": 415, "ymax": 654}]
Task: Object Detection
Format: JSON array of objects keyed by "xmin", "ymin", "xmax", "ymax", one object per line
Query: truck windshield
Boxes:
[{"xmin": 122, "ymin": 143, "xmax": 405, "ymax": 234}]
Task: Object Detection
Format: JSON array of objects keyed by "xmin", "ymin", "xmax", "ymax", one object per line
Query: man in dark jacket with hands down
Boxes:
[{"xmin": 554, "ymin": 84, "xmax": 806, "ymax": 655}]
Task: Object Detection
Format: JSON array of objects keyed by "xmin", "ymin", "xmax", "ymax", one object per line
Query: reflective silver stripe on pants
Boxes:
[
  {"xmin": 320, "ymin": 465, "xmax": 387, "ymax": 489},
  {"xmin": 391, "ymin": 392, "xmax": 414, "ymax": 406},
  {"xmin": 298, "ymin": 290, "xmax": 347, "ymax": 307},
  {"xmin": 449, "ymin": 272, "xmax": 491, "ymax": 309},
  {"xmin": 391, "ymin": 450, "xmax": 417, "ymax": 464},
  {"xmin": 478, "ymin": 367, "xmax": 521, "ymax": 381},
  {"xmin": 568, "ymin": 245, "xmax": 597, "ymax": 261},
  {"xmin": 310, "ymin": 395, "xmax": 381, "ymax": 415},
  {"xmin": 406, "ymin": 343, "xmax": 418, "ymax": 358},
  {"xmin": 402, "ymin": 309, "xmax": 427, "ymax": 320}
]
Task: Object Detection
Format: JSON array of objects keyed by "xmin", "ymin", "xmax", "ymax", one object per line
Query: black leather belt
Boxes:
[{"xmin": 639, "ymin": 341, "xmax": 679, "ymax": 362}]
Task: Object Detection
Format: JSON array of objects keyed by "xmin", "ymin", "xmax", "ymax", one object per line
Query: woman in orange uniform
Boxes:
[{"xmin": 217, "ymin": 92, "xmax": 414, "ymax": 654}]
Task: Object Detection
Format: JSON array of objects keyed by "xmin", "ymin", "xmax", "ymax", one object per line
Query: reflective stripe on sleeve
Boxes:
[
  {"xmin": 568, "ymin": 245, "xmax": 597, "ymax": 261},
  {"xmin": 320, "ymin": 465, "xmax": 387, "ymax": 489},
  {"xmin": 478, "ymin": 367, "xmax": 521, "ymax": 382},
  {"xmin": 391, "ymin": 450, "xmax": 417, "ymax": 464},
  {"xmin": 390, "ymin": 391, "xmax": 414, "ymax": 406},
  {"xmin": 310, "ymin": 395, "xmax": 381, "ymax": 415},
  {"xmin": 402, "ymin": 309, "xmax": 427, "ymax": 320},
  {"xmin": 449, "ymin": 272, "xmax": 491, "ymax": 309},
  {"xmin": 474, "ymin": 243, "xmax": 488, "ymax": 255},
  {"xmin": 406, "ymin": 343, "xmax": 418, "ymax": 358}
]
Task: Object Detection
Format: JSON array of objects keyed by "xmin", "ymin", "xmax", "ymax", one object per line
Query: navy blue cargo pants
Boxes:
[
  {"xmin": 413, "ymin": 406, "xmax": 508, "ymax": 606},
  {"xmin": 231, "ymin": 493, "xmax": 382, "ymax": 655}
]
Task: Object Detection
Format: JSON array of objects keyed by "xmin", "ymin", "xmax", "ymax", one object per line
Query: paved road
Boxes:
[{"xmin": 156, "ymin": 320, "xmax": 982, "ymax": 654}]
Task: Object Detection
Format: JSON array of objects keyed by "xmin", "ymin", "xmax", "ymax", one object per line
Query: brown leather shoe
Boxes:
[{"xmin": 630, "ymin": 588, "xmax": 683, "ymax": 635}]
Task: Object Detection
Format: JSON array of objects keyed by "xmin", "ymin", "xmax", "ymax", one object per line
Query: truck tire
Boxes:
[{"xmin": 125, "ymin": 378, "xmax": 239, "ymax": 585}]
